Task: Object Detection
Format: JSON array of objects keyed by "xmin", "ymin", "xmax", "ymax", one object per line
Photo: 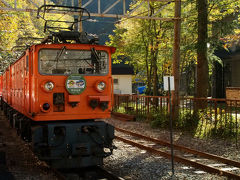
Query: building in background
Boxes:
[
  {"xmin": 213, "ymin": 44, "xmax": 240, "ymax": 98},
  {"xmin": 112, "ymin": 62, "xmax": 134, "ymax": 94}
]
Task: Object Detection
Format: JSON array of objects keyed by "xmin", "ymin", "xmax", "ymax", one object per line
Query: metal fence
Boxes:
[
  {"xmin": 113, "ymin": 94, "xmax": 169, "ymax": 117},
  {"xmin": 113, "ymin": 94, "xmax": 240, "ymax": 145}
]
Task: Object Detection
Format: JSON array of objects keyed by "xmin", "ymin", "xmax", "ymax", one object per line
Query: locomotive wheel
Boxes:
[
  {"xmin": 17, "ymin": 117, "xmax": 23, "ymax": 137},
  {"xmin": 20, "ymin": 118, "xmax": 32, "ymax": 142},
  {"xmin": 8, "ymin": 109, "xmax": 14, "ymax": 127},
  {"xmin": 0, "ymin": 99, "xmax": 3, "ymax": 111},
  {"xmin": 13, "ymin": 113, "xmax": 21, "ymax": 129},
  {"xmin": 6, "ymin": 107, "xmax": 11, "ymax": 122},
  {"xmin": 3, "ymin": 103, "xmax": 7, "ymax": 115},
  {"xmin": 15, "ymin": 114, "xmax": 23, "ymax": 136}
]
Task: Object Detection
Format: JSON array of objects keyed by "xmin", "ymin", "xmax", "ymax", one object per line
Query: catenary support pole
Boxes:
[{"xmin": 172, "ymin": 0, "xmax": 181, "ymax": 121}]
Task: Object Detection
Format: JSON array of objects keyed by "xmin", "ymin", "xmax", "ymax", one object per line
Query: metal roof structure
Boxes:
[
  {"xmin": 0, "ymin": 0, "xmax": 176, "ymax": 21},
  {"xmin": 112, "ymin": 63, "xmax": 134, "ymax": 75}
]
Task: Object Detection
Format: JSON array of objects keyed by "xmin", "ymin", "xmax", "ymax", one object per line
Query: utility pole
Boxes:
[
  {"xmin": 172, "ymin": 0, "xmax": 181, "ymax": 121},
  {"xmin": 78, "ymin": 0, "xmax": 82, "ymax": 32}
]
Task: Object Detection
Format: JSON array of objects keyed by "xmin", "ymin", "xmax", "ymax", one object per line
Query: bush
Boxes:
[
  {"xmin": 150, "ymin": 111, "xmax": 169, "ymax": 128},
  {"xmin": 177, "ymin": 110, "xmax": 200, "ymax": 131},
  {"xmin": 210, "ymin": 114, "xmax": 238, "ymax": 139}
]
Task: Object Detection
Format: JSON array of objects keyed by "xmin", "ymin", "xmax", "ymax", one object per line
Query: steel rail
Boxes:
[
  {"xmin": 115, "ymin": 136, "xmax": 240, "ymax": 179},
  {"xmin": 115, "ymin": 127, "xmax": 240, "ymax": 168}
]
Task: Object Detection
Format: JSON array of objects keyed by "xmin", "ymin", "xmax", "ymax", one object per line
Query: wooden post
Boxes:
[{"xmin": 172, "ymin": 0, "xmax": 181, "ymax": 121}]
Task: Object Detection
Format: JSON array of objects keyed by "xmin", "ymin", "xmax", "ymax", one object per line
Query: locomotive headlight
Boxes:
[
  {"xmin": 42, "ymin": 103, "xmax": 50, "ymax": 111},
  {"xmin": 44, "ymin": 81, "xmax": 54, "ymax": 91},
  {"xmin": 40, "ymin": 102, "xmax": 51, "ymax": 112},
  {"xmin": 96, "ymin": 81, "xmax": 106, "ymax": 92}
]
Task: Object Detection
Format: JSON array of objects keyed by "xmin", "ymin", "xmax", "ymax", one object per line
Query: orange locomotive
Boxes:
[
  {"xmin": 0, "ymin": 31, "xmax": 116, "ymax": 168},
  {"xmin": 2, "ymin": 43, "xmax": 115, "ymax": 121}
]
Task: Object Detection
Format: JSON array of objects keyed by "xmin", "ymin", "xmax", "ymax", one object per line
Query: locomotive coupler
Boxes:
[{"xmin": 103, "ymin": 144, "xmax": 116, "ymax": 157}]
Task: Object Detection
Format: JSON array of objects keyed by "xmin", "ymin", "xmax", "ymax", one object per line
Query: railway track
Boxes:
[{"xmin": 115, "ymin": 127, "xmax": 240, "ymax": 179}]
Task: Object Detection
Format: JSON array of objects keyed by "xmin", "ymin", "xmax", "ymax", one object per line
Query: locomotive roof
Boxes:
[
  {"xmin": 33, "ymin": 43, "xmax": 116, "ymax": 53},
  {"xmin": 40, "ymin": 31, "xmax": 99, "ymax": 45}
]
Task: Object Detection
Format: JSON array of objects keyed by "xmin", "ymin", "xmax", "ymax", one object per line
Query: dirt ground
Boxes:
[{"xmin": 0, "ymin": 111, "xmax": 58, "ymax": 180}]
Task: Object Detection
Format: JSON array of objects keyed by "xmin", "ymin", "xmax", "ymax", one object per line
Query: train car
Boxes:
[{"xmin": 1, "ymin": 29, "xmax": 116, "ymax": 168}]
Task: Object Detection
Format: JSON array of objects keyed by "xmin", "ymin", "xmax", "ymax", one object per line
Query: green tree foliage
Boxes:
[
  {"xmin": 0, "ymin": 0, "xmax": 74, "ymax": 72},
  {"xmin": 0, "ymin": 0, "xmax": 46, "ymax": 49},
  {"xmin": 107, "ymin": 1, "xmax": 174, "ymax": 95},
  {"xmin": 107, "ymin": 0, "xmax": 240, "ymax": 97},
  {"xmin": 0, "ymin": 0, "xmax": 45, "ymax": 71}
]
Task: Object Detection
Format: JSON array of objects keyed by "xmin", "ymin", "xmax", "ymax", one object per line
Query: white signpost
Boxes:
[{"xmin": 163, "ymin": 76, "xmax": 175, "ymax": 91}]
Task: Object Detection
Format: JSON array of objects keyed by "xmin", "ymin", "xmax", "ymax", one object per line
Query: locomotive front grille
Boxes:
[{"xmin": 53, "ymin": 93, "xmax": 65, "ymax": 112}]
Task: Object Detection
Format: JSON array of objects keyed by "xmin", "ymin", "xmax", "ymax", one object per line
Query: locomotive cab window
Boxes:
[{"xmin": 39, "ymin": 48, "xmax": 108, "ymax": 75}]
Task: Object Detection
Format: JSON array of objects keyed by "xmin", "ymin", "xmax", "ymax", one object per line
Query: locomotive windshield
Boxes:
[{"xmin": 39, "ymin": 48, "xmax": 108, "ymax": 75}]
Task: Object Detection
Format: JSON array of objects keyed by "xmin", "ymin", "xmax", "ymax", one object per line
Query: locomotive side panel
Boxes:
[
  {"xmin": 20, "ymin": 56, "xmax": 25, "ymax": 113},
  {"xmin": 24, "ymin": 52, "xmax": 32, "ymax": 116},
  {"xmin": 7, "ymin": 67, "xmax": 12, "ymax": 105},
  {"xmin": 11, "ymin": 55, "xmax": 27, "ymax": 114},
  {"xmin": 30, "ymin": 48, "xmax": 38, "ymax": 116},
  {"xmin": 11, "ymin": 60, "xmax": 18, "ymax": 110},
  {"xmin": 11, "ymin": 63, "xmax": 15, "ymax": 109},
  {"xmin": 22, "ymin": 56, "xmax": 26, "ymax": 113},
  {"xmin": 7, "ymin": 49, "xmax": 34, "ymax": 117}
]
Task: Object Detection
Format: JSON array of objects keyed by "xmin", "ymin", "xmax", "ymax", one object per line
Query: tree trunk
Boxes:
[
  {"xmin": 145, "ymin": 46, "xmax": 151, "ymax": 95},
  {"xmin": 196, "ymin": 0, "xmax": 208, "ymax": 108},
  {"xmin": 141, "ymin": 24, "xmax": 151, "ymax": 95}
]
